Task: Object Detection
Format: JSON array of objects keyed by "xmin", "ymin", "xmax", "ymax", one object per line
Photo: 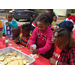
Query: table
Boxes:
[{"xmin": 0, "ymin": 37, "xmax": 50, "ymax": 65}]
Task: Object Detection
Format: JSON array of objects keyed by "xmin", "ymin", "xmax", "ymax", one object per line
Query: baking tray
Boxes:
[{"xmin": 0, "ymin": 47, "xmax": 35, "ymax": 65}]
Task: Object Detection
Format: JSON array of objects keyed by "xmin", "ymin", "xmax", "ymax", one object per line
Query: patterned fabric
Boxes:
[
  {"xmin": 40, "ymin": 44, "xmax": 54, "ymax": 59},
  {"xmin": 5, "ymin": 25, "xmax": 13, "ymax": 39},
  {"xmin": 58, "ymin": 45, "xmax": 75, "ymax": 65},
  {"xmin": 21, "ymin": 35, "xmax": 30, "ymax": 47},
  {"xmin": 17, "ymin": 34, "xmax": 30, "ymax": 47}
]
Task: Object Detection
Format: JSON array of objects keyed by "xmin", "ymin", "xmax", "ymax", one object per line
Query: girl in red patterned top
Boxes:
[{"xmin": 49, "ymin": 28, "xmax": 75, "ymax": 65}]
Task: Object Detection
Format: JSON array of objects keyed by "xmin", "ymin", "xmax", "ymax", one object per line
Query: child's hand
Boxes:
[
  {"xmin": 30, "ymin": 49, "xmax": 38, "ymax": 54},
  {"xmin": 5, "ymin": 22, "xmax": 9, "ymax": 26},
  {"xmin": 49, "ymin": 58, "xmax": 57, "ymax": 65},
  {"xmin": 13, "ymin": 40, "xmax": 19, "ymax": 43},
  {"xmin": 53, "ymin": 26, "xmax": 59, "ymax": 32},
  {"xmin": 2, "ymin": 34, "xmax": 6, "ymax": 36},
  {"xmin": 30, "ymin": 45, "xmax": 38, "ymax": 54}
]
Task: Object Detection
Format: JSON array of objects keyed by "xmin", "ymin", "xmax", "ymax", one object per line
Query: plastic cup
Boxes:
[
  {"xmin": 32, "ymin": 44, "xmax": 36, "ymax": 50},
  {"xmin": 2, "ymin": 37, "xmax": 5, "ymax": 45},
  {"xmin": 4, "ymin": 20, "xmax": 8, "ymax": 26},
  {"xmin": 5, "ymin": 40, "xmax": 8, "ymax": 47}
]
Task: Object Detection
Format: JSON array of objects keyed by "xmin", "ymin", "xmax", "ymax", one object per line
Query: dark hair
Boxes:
[
  {"xmin": 46, "ymin": 9, "xmax": 55, "ymax": 18},
  {"xmin": 54, "ymin": 28, "xmax": 75, "ymax": 49},
  {"xmin": 33, "ymin": 14, "xmax": 38, "ymax": 17},
  {"xmin": 46, "ymin": 9, "xmax": 55, "ymax": 19},
  {"xmin": 12, "ymin": 26, "xmax": 20, "ymax": 32},
  {"xmin": 22, "ymin": 24, "xmax": 31, "ymax": 31},
  {"xmin": 66, "ymin": 14, "xmax": 71, "ymax": 18},
  {"xmin": 37, "ymin": 16, "xmax": 50, "ymax": 24},
  {"xmin": 46, "ymin": 9, "xmax": 53, "ymax": 12},
  {"xmin": 12, "ymin": 27, "xmax": 20, "ymax": 36},
  {"xmin": 6, "ymin": 13, "xmax": 12, "ymax": 16},
  {"xmin": 51, "ymin": 12, "xmax": 55, "ymax": 18}
]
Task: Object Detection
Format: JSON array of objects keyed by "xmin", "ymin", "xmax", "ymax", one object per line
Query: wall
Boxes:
[{"xmin": 54, "ymin": 9, "xmax": 67, "ymax": 16}]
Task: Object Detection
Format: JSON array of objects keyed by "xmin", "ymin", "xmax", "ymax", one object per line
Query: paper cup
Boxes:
[{"xmin": 4, "ymin": 20, "xmax": 8, "ymax": 26}]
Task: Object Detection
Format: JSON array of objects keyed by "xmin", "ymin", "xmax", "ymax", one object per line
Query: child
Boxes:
[
  {"xmin": 30, "ymin": 14, "xmax": 38, "ymax": 25},
  {"xmin": 46, "ymin": 9, "xmax": 55, "ymax": 19},
  {"xmin": 14, "ymin": 24, "xmax": 31, "ymax": 47},
  {"xmin": 49, "ymin": 28, "xmax": 75, "ymax": 65},
  {"xmin": 28, "ymin": 16, "xmax": 53, "ymax": 59},
  {"xmin": 31, "ymin": 9, "xmax": 54, "ymax": 31},
  {"xmin": 53, "ymin": 15, "xmax": 75, "ymax": 34},
  {"xmin": 54, "ymin": 13, "xmax": 58, "ymax": 23},
  {"xmin": 57, "ymin": 14, "xmax": 71, "ymax": 25},
  {"xmin": 12, "ymin": 27, "xmax": 20, "ymax": 40},
  {"xmin": 59, "ymin": 15, "xmax": 75, "ymax": 34},
  {"xmin": 63, "ymin": 13, "xmax": 71, "ymax": 22},
  {"xmin": 2, "ymin": 13, "xmax": 18, "ymax": 39},
  {"xmin": 0, "ymin": 20, "xmax": 3, "ymax": 37}
]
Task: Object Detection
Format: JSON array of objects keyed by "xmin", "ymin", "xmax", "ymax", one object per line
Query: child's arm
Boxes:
[
  {"xmin": 28, "ymin": 28, "xmax": 37, "ymax": 48},
  {"xmin": 38, "ymin": 34, "xmax": 53, "ymax": 54},
  {"xmin": 14, "ymin": 36, "xmax": 20, "ymax": 44},
  {"xmin": 8, "ymin": 20, "xmax": 18, "ymax": 27}
]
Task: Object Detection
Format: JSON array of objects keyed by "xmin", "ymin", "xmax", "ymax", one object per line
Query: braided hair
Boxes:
[{"xmin": 37, "ymin": 16, "xmax": 50, "ymax": 24}]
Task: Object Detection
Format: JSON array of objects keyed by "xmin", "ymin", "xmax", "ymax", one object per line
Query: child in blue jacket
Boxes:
[{"xmin": 2, "ymin": 13, "xmax": 18, "ymax": 39}]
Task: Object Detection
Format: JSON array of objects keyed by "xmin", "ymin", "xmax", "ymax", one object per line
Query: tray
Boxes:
[{"xmin": 0, "ymin": 47, "xmax": 35, "ymax": 65}]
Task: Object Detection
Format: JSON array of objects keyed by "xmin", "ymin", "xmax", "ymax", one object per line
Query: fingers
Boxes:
[
  {"xmin": 5, "ymin": 22, "xmax": 9, "ymax": 26},
  {"xmin": 49, "ymin": 58, "xmax": 57, "ymax": 65},
  {"xmin": 30, "ymin": 45, "xmax": 38, "ymax": 54},
  {"xmin": 30, "ymin": 46, "xmax": 34, "ymax": 53},
  {"xmin": 14, "ymin": 40, "xmax": 19, "ymax": 43}
]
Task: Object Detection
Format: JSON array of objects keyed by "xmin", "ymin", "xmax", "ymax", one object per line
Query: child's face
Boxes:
[
  {"xmin": 6, "ymin": 14, "xmax": 13, "ymax": 22},
  {"xmin": 37, "ymin": 21, "xmax": 49, "ymax": 33},
  {"xmin": 53, "ymin": 16, "xmax": 57, "ymax": 22},
  {"xmin": 52, "ymin": 32, "xmax": 58, "ymax": 43},
  {"xmin": 12, "ymin": 31, "xmax": 18, "ymax": 37},
  {"xmin": 22, "ymin": 30, "xmax": 30, "ymax": 37}
]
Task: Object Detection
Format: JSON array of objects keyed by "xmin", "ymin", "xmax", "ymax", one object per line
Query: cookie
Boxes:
[
  {"xmin": 0, "ymin": 55, "xmax": 5, "ymax": 61},
  {"xmin": 33, "ymin": 54, "xmax": 39, "ymax": 58},
  {"xmin": 13, "ymin": 51, "xmax": 17, "ymax": 56}
]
